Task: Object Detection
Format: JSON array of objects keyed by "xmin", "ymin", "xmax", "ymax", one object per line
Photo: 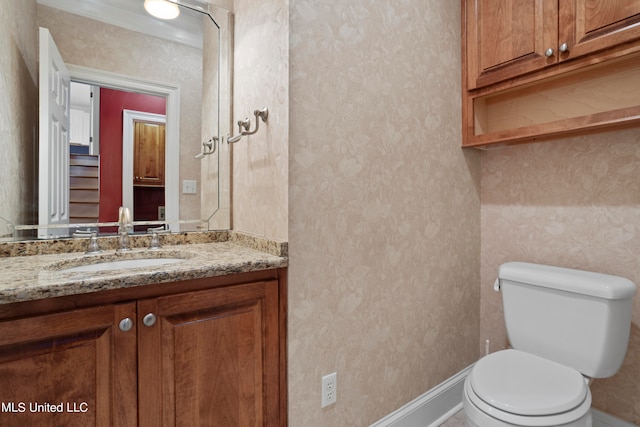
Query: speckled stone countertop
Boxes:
[{"xmin": 0, "ymin": 232, "xmax": 288, "ymax": 305}]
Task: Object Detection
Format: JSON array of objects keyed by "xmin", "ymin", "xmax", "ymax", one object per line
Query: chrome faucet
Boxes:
[{"xmin": 117, "ymin": 206, "xmax": 133, "ymax": 252}]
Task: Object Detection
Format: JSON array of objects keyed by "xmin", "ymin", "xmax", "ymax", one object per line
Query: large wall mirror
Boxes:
[{"xmin": 0, "ymin": 0, "xmax": 231, "ymax": 241}]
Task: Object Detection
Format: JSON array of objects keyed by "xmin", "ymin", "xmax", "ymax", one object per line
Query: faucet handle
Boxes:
[
  {"xmin": 149, "ymin": 232, "xmax": 162, "ymax": 250},
  {"xmin": 85, "ymin": 233, "xmax": 102, "ymax": 255}
]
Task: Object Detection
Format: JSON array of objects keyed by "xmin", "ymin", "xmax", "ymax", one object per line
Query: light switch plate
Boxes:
[{"xmin": 182, "ymin": 180, "xmax": 197, "ymax": 194}]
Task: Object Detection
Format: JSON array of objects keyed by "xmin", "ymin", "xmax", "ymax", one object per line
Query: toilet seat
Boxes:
[{"xmin": 464, "ymin": 350, "xmax": 592, "ymax": 426}]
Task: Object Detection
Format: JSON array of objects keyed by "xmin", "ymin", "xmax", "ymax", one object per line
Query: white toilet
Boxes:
[{"xmin": 463, "ymin": 262, "xmax": 637, "ymax": 427}]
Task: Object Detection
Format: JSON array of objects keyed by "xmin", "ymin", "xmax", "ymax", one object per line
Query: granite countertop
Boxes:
[{"xmin": 0, "ymin": 237, "xmax": 288, "ymax": 305}]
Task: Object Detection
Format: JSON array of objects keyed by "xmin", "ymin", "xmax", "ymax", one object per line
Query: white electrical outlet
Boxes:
[{"xmin": 321, "ymin": 372, "xmax": 337, "ymax": 408}]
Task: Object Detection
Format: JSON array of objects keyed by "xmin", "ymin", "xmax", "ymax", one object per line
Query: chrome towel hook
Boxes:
[
  {"xmin": 227, "ymin": 107, "xmax": 269, "ymax": 144},
  {"xmin": 194, "ymin": 136, "xmax": 218, "ymax": 159}
]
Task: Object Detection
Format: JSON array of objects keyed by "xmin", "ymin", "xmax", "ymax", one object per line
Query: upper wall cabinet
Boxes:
[
  {"xmin": 463, "ymin": 0, "xmax": 640, "ymax": 147},
  {"xmin": 467, "ymin": 0, "xmax": 640, "ymax": 90}
]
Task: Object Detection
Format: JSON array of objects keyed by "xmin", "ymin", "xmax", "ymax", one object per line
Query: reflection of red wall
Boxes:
[{"xmin": 99, "ymin": 88, "xmax": 166, "ymax": 223}]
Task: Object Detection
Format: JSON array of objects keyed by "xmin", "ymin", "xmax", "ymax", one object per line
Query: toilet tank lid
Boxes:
[{"xmin": 498, "ymin": 262, "xmax": 637, "ymax": 300}]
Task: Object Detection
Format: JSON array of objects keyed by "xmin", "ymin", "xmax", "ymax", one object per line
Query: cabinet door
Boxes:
[
  {"xmin": 559, "ymin": 0, "xmax": 640, "ymax": 61},
  {"xmin": 138, "ymin": 280, "xmax": 280, "ymax": 427},
  {"xmin": 0, "ymin": 303, "xmax": 137, "ymax": 427},
  {"xmin": 466, "ymin": 0, "xmax": 558, "ymax": 89},
  {"xmin": 134, "ymin": 121, "xmax": 165, "ymax": 187}
]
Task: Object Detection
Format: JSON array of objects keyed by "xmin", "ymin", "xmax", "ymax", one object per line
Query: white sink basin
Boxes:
[{"xmin": 58, "ymin": 257, "xmax": 183, "ymax": 273}]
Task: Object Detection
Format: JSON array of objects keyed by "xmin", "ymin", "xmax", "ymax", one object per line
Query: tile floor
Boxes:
[
  {"xmin": 438, "ymin": 409, "xmax": 640, "ymax": 427},
  {"xmin": 440, "ymin": 410, "xmax": 466, "ymax": 427}
]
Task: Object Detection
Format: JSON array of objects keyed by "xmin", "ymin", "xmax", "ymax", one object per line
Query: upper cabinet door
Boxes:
[
  {"xmin": 558, "ymin": 0, "xmax": 640, "ymax": 61},
  {"xmin": 466, "ymin": 0, "xmax": 558, "ymax": 89}
]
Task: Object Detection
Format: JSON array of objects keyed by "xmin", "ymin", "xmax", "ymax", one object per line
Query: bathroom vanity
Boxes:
[{"xmin": 0, "ymin": 235, "xmax": 287, "ymax": 427}]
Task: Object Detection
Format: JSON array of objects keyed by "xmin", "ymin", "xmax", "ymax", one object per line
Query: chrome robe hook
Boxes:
[
  {"xmin": 194, "ymin": 136, "xmax": 218, "ymax": 159},
  {"xmin": 227, "ymin": 107, "xmax": 269, "ymax": 144}
]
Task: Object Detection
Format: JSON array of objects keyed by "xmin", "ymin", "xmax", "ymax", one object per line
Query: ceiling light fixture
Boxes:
[{"xmin": 144, "ymin": 0, "xmax": 180, "ymax": 20}]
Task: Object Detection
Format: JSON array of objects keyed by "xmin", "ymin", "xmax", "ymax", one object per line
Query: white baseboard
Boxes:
[
  {"xmin": 368, "ymin": 365, "xmax": 472, "ymax": 427},
  {"xmin": 592, "ymin": 409, "xmax": 639, "ymax": 427},
  {"xmin": 368, "ymin": 364, "xmax": 639, "ymax": 427}
]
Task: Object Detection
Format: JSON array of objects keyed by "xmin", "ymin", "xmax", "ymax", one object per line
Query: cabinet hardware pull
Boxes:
[
  {"xmin": 544, "ymin": 47, "xmax": 554, "ymax": 57},
  {"xmin": 559, "ymin": 43, "xmax": 569, "ymax": 52},
  {"xmin": 119, "ymin": 317, "xmax": 134, "ymax": 332},
  {"xmin": 143, "ymin": 313, "xmax": 157, "ymax": 327}
]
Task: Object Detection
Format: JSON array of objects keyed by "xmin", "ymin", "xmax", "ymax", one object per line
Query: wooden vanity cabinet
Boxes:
[
  {"xmin": 466, "ymin": 0, "xmax": 640, "ymax": 90},
  {"xmin": 0, "ymin": 303, "xmax": 138, "ymax": 427},
  {"xmin": 0, "ymin": 269, "xmax": 287, "ymax": 427},
  {"xmin": 137, "ymin": 279, "xmax": 281, "ymax": 426}
]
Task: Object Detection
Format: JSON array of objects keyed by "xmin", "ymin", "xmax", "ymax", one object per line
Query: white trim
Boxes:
[
  {"xmin": 66, "ymin": 65, "xmax": 180, "ymax": 231},
  {"xmin": 122, "ymin": 110, "xmax": 167, "ymax": 222},
  {"xmin": 369, "ymin": 365, "xmax": 472, "ymax": 427},
  {"xmin": 368, "ymin": 363, "xmax": 639, "ymax": 427},
  {"xmin": 37, "ymin": 0, "xmax": 203, "ymax": 48},
  {"xmin": 592, "ymin": 409, "xmax": 639, "ymax": 427}
]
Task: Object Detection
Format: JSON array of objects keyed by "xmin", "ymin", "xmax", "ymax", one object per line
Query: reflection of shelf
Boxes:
[{"xmin": 70, "ymin": 154, "xmax": 99, "ymax": 223}]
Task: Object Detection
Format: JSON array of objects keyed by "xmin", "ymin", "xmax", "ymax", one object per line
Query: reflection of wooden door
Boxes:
[
  {"xmin": 38, "ymin": 27, "xmax": 70, "ymax": 238},
  {"xmin": 133, "ymin": 121, "xmax": 165, "ymax": 187}
]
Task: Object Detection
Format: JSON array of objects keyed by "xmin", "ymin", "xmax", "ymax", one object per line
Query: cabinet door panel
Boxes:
[
  {"xmin": 134, "ymin": 121, "xmax": 165, "ymax": 187},
  {"xmin": 0, "ymin": 303, "xmax": 137, "ymax": 427},
  {"xmin": 559, "ymin": 0, "xmax": 640, "ymax": 60},
  {"xmin": 138, "ymin": 281, "xmax": 279, "ymax": 427},
  {"xmin": 467, "ymin": 0, "xmax": 557, "ymax": 89}
]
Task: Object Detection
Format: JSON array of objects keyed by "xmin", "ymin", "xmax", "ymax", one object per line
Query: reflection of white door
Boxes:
[
  {"xmin": 122, "ymin": 110, "xmax": 167, "ymax": 220},
  {"xmin": 38, "ymin": 27, "xmax": 70, "ymax": 238}
]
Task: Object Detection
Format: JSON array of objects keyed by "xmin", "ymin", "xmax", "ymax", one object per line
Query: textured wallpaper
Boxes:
[
  {"xmin": 480, "ymin": 129, "xmax": 640, "ymax": 424},
  {"xmin": 232, "ymin": 0, "xmax": 289, "ymax": 240},
  {"xmin": 0, "ymin": 0, "xmax": 38, "ymax": 236},
  {"xmin": 288, "ymin": 1, "xmax": 480, "ymax": 425}
]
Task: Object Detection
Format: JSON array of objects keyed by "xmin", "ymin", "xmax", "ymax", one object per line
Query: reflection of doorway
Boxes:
[
  {"xmin": 67, "ymin": 64, "xmax": 180, "ymax": 231},
  {"xmin": 100, "ymin": 89, "xmax": 166, "ymax": 229},
  {"xmin": 69, "ymin": 82, "xmax": 99, "ymax": 155},
  {"xmin": 122, "ymin": 110, "xmax": 168, "ymax": 225}
]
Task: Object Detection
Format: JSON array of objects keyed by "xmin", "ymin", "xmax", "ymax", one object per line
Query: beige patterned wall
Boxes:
[
  {"xmin": 0, "ymin": 0, "xmax": 38, "ymax": 236},
  {"xmin": 288, "ymin": 1, "xmax": 480, "ymax": 425},
  {"xmin": 480, "ymin": 129, "xmax": 640, "ymax": 424},
  {"xmin": 37, "ymin": 5, "xmax": 203, "ymax": 226},
  {"xmin": 232, "ymin": 0, "xmax": 289, "ymax": 240}
]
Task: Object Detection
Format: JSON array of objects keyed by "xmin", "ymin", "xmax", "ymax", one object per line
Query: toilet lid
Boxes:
[{"xmin": 470, "ymin": 349, "xmax": 588, "ymax": 416}]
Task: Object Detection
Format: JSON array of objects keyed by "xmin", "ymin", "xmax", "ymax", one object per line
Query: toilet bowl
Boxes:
[
  {"xmin": 463, "ymin": 350, "xmax": 592, "ymax": 427},
  {"xmin": 462, "ymin": 262, "xmax": 637, "ymax": 427}
]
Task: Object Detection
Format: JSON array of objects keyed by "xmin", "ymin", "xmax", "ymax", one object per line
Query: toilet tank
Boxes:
[{"xmin": 497, "ymin": 262, "xmax": 637, "ymax": 378}]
